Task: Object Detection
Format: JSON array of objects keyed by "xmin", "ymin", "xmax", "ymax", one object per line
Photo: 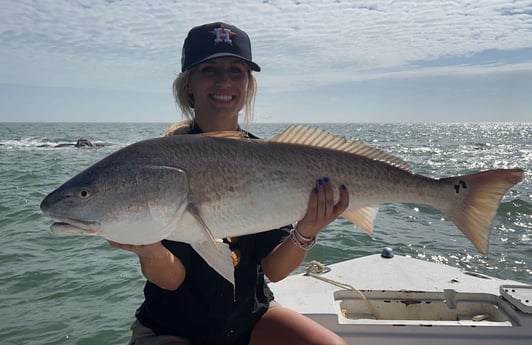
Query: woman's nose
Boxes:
[{"xmin": 215, "ymin": 71, "xmax": 231, "ymax": 86}]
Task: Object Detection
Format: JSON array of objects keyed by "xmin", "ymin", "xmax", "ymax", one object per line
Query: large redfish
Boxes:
[{"xmin": 40, "ymin": 125, "xmax": 524, "ymax": 285}]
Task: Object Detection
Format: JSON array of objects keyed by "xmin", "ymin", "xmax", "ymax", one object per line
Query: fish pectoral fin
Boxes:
[
  {"xmin": 190, "ymin": 240, "xmax": 235, "ymax": 286},
  {"xmin": 342, "ymin": 205, "xmax": 379, "ymax": 234},
  {"xmin": 169, "ymin": 203, "xmax": 235, "ymax": 285},
  {"xmin": 185, "ymin": 203, "xmax": 220, "ymax": 251}
]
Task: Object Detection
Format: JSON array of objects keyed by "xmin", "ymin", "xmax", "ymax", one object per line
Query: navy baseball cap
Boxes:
[{"xmin": 181, "ymin": 22, "xmax": 261, "ymax": 72}]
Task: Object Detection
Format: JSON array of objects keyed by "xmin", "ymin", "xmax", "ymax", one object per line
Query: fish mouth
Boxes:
[{"xmin": 48, "ymin": 216, "xmax": 101, "ymax": 235}]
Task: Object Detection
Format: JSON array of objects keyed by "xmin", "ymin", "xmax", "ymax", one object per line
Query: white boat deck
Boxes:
[{"xmin": 269, "ymin": 253, "xmax": 532, "ymax": 344}]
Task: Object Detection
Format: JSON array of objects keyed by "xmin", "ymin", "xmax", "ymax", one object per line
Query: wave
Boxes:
[
  {"xmin": 0, "ymin": 137, "xmax": 111, "ymax": 149},
  {"xmin": 498, "ymin": 199, "xmax": 532, "ymax": 215}
]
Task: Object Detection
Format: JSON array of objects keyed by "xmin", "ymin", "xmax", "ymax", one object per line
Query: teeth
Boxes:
[{"xmin": 212, "ymin": 94, "xmax": 233, "ymax": 102}]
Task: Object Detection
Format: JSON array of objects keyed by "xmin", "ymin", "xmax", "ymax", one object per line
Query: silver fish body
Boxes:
[{"xmin": 40, "ymin": 125, "xmax": 524, "ymax": 284}]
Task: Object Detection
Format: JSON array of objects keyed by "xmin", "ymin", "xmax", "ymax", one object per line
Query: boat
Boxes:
[{"xmin": 269, "ymin": 250, "xmax": 532, "ymax": 344}]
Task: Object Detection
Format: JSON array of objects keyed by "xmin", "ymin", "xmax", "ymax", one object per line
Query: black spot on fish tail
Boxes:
[{"xmin": 453, "ymin": 180, "xmax": 468, "ymax": 194}]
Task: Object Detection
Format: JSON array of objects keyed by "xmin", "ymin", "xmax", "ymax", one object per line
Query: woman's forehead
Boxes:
[{"xmin": 199, "ymin": 57, "xmax": 247, "ymax": 66}]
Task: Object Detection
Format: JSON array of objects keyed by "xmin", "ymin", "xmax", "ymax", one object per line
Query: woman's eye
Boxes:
[
  {"xmin": 198, "ymin": 64, "xmax": 246, "ymax": 78},
  {"xmin": 200, "ymin": 66, "xmax": 215, "ymax": 74},
  {"xmin": 230, "ymin": 67, "xmax": 244, "ymax": 75}
]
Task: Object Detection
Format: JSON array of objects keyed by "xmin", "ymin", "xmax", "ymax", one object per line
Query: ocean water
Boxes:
[{"xmin": 0, "ymin": 122, "xmax": 530, "ymax": 345}]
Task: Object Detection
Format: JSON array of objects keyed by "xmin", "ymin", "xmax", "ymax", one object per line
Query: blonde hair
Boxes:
[{"xmin": 165, "ymin": 68, "xmax": 257, "ymax": 136}]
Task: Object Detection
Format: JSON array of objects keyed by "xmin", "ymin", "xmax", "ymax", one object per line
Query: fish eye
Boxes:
[{"xmin": 77, "ymin": 189, "xmax": 91, "ymax": 199}]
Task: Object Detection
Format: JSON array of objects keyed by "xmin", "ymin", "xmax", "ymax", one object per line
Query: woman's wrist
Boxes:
[
  {"xmin": 289, "ymin": 225, "xmax": 316, "ymax": 251},
  {"xmin": 293, "ymin": 223, "xmax": 314, "ymax": 241}
]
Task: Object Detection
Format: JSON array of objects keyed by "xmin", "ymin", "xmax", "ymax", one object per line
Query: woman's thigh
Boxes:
[
  {"xmin": 249, "ymin": 306, "xmax": 346, "ymax": 345},
  {"xmin": 128, "ymin": 319, "xmax": 191, "ymax": 345}
]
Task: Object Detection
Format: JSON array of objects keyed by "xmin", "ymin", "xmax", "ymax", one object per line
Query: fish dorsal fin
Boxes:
[{"xmin": 270, "ymin": 125, "xmax": 412, "ymax": 173}]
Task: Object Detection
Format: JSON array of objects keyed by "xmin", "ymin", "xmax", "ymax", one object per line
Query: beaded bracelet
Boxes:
[
  {"xmin": 289, "ymin": 227, "xmax": 316, "ymax": 251},
  {"xmin": 297, "ymin": 227, "xmax": 314, "ymax": 241}
]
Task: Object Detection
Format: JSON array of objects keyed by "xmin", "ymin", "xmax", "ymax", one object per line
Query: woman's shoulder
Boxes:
[
  {"xmin": 164, "ymin": 120, "xmax": 260, "ymax": 139},
  {"xmin": 163, "ymin": 120, "xmax": 192, "ymax": 136}
]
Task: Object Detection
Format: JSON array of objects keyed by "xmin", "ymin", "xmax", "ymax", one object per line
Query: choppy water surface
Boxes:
[{"xmin": 1, "ymin": 122, "xmax": 530, "ymax": 344}]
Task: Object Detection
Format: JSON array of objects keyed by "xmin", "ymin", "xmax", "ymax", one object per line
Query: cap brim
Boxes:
[{"xmin": 183, "ymin": 53, "xmax": 261, "ymax": 72}]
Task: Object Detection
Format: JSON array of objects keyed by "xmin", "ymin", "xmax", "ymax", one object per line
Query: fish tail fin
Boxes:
[{"xmin": 440, "ymin": 169, "xmax": 523, "ymax": 255}]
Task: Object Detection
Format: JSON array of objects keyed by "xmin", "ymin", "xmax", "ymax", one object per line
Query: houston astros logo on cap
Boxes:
[{"xmin": 210, "ymin": 24, "xmax": 236, "ymax": 45}]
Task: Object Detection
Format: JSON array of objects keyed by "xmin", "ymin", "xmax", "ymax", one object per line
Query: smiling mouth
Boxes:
[{"xmin": 211, "ymin": 94, "xmax": 234, "ymax": 102}]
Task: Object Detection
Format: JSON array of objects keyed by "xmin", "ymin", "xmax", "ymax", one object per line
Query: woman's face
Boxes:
[{"xmin": 188, "ymin": 57, "xmax": 249, "ymax": 123}]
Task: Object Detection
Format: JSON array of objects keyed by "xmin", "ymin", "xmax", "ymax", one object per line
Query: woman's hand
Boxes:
[
  {"xmin": 261, "ymin": 178, "xmax": 349, "ymax": 282},
  {"xmin": 296, "ymin": 177, "xmax": 349, "ymax": 239}
]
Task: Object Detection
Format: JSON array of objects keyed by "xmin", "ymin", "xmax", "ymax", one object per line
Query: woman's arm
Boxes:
[
  {"xmin": 108, "ymin": 241, "xmax": 186, "ymax": 291},
  {"xmin": 261, "ymin": 178, "xmax": 349, "ymax": 282}
]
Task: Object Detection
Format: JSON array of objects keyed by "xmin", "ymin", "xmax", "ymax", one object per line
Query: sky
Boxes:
[{"xmin": 1, "ymin": 0, "xmax": 531, "ymax": 123}]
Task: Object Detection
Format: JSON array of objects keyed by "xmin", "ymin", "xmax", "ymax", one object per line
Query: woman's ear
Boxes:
[{"xmin": 185, "ymin": 81, "xmax": 194, "ymax": 107}]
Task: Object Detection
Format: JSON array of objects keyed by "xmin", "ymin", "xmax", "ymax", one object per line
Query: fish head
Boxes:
[{"xmin": 40, "ymin": 163, "xmax": 189, "ymax": 245}]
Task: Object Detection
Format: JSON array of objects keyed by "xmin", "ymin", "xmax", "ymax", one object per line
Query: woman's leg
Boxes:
[
  {"xmin": 249, "ymin": 306, "xmax": 346, "ymax": 345},
  {"xmin": 128, "ymin": 319, "xmax": 191, "ymax": 345}
]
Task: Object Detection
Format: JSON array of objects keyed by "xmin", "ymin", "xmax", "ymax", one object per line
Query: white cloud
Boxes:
[
  {"xmin": 2, "ymin": 1, "xmax": 532, "ymax": 89},
  {"xmin": 0, "ymin": 0, "xmax": 531, "ymax": 122}
]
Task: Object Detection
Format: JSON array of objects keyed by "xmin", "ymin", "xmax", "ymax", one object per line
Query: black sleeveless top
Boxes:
[{"xmin": 135, "ymin": 123, "xmax": 291, "ymax": 345}]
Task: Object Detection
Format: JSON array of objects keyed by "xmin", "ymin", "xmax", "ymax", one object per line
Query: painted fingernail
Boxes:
[
  {"xmin": 314, "ymin": 188, "xmax": 319, "ymax": 194},
  {"xmin": 341, "ymin": 184, "xmax": 347, "ymax": 190},
  {"xmin": 318, "ymin": 179, "xmax": 323, "ymax": 186},
  {"xmin": 324, "ymin": 177, "xmax": 329, "ymax": 183}
]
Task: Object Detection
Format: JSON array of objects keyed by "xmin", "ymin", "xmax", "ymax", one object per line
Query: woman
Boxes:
[{"xmin": 111, "ymin": 22, "xmax": 349, "ymax": 345}]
